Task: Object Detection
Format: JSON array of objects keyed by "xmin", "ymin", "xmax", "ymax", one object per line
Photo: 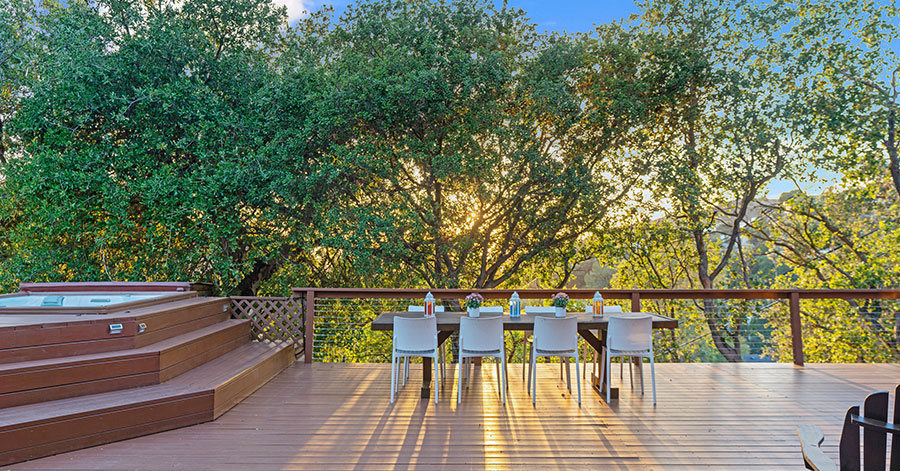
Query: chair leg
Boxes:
[
  {"xmin": 439, "ymin": 345, "xmax": 445, "ymax": 383},
  {"xmin": 605, "ymin": 350, "xmax": 612, "ymax": 404},
  {"xmin": 629, "ymin": 356, "xmax": 634, "ymax": 390},
  {"xmin": 457, "ymin": 355, "xmax": 464, "ymax": 404},
  {"xmin": 504, "ymin": 358, "xmax": 509, "ymax": 391},
  {"xmin": 402, "ymin": 357, "xmax": 408, "ymax": 387},
  {"xmin": 390, "ymin": 352, "xmax": 396, "ymax": 404},
  {"xmin": 565, "ymin": 358, "xmax": 572, "ymax": 393},
  {"xmin": 526, "ymin": 344, "xmax": 532, "ymax": 396},
  {"xmin": 650, "ymin": 354, "xmax": 657, "ymax": 405},
  {"xmin": 598, "ymin": 347, "xmax": 606, "ymax": 396},
  {"xmin": 531, "ymin": 346, "xmax": 537, "ymax": 405},
  {"xmin": 395, "ymin": 358, "xmax": 402, "ymax": 393},
  {"xmin": 434, "ymin": 354, "xmax": 439, "ymax": 404},
  {"xmin": 575, "ymin": 351, "xmax": 581, "ymax": 407},
  {"xmin": 639, "ymin": 358, "xmax": 644, "ymax": 394},
  {"xmin": 494, "ymin": 358, "xmax": 501, "ymax": 396},
  {"xmin": 501, "ymin": 353, "xmax": 507, "ymax": 404},
  {"xmin": 620, "ymin": 356, "xmax": 624, "ymax": 380},
  {"xmin": 522, "ymin": 333, "xmax": 526, "ymax": 382}
]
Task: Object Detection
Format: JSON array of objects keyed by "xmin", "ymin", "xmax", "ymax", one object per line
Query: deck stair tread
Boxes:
[
  {"xmin": 0, "ymin": 298, "xmax": 233, "ymax": 365},
  {"xmin": 165, "ymin": 339, "xmax": 285, "ymax": 390},
  {"xmin": 0, "ymin": 340, "xmax": 291, "ymax": 431},
  {"xmin": 0, "ymin": 319, "xmax": 247, "ymax": 375},
  {"xmin": 0, "ymin": 320, "xmax": 250, "ymax": 408},
  {"xmin": 0, "ymin": 291, "xmax": 295, "ymax": 467}
]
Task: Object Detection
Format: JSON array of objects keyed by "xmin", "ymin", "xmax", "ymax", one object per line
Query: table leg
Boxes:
[
  {"xmin": 421, "ymin": 357, "xmax": 432, "ymax": 398},
  {"xmin": 421, "ymin": 331, "xmax": 453, "ymax": 399},
  {"xmin": 578, "ymin": 329, "xmax": 618, "ymax": 401}
]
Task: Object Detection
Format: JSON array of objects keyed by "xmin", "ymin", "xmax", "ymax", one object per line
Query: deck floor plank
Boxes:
[{"xmin": 7, "ymin": 362, "xmax": 899, "ymax": 470}]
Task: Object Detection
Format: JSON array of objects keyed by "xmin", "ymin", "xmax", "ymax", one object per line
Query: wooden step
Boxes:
[
  {"xmin": 0, "ymin": 320, "xmax": 250, "ymax": 408},
  {"xmin": 0, "ymin": 297, "xmax": 232, "ymax": 364},
  {"xmin": 0, "ymin": 341, "xmax": 294, "ymax": 467}
]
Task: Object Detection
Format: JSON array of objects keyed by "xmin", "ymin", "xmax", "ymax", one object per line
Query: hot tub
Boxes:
[{"xmin": 0, "ymin": 291, "xmax": 196, "ymax": 314}]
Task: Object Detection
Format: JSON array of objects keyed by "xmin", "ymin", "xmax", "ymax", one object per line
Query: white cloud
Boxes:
[{"xmin": 272, "ymin": 0, "xmax": 312, "ymax": 22}]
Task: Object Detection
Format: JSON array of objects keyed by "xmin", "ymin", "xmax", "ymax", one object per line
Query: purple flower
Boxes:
[
  {"xmin": 551, "ymin": 292, "xmax": 569, "ymax": 307},
  {"xmin": 464, "ymin": 293, "xmax": 484, "ymax": 309}
]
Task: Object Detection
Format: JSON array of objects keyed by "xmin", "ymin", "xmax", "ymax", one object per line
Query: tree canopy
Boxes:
[{"xmin": 0, "ymin": 0, "xmax": 898, "ymax": 362}]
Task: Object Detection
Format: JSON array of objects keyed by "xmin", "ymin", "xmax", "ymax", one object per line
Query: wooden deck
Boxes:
[{"xmin": 8, "ymin": 362, "xmax": 899, "ymax": 470}]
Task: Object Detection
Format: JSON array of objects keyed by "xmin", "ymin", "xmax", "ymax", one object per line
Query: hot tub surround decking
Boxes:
[{"xmin": 0, "ymin": 283, "xmax": 294, "ymax": 466}]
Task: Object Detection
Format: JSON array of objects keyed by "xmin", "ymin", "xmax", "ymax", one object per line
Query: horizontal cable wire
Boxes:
[{"xmin": 300, "ymin": 296, "xmax": 900, "ymax": 363}]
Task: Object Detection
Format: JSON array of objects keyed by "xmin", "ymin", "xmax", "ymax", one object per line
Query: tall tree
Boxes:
[
  {"xmin": 323, "ymin": 0, "xmax": 657, "ymax": 289},
  {"xmin": 3, "ymin": 0, "xmax": 346, "ymax": 294},
  {"xmin": 780, "ymin": 0, "xmax": 900, "ymax": 200},
  {"xmin": 0, "ymin": 0, "xmax": 42, "ymax": 164},
  {"xmin": 749, "ymin": 181, "xmax": 900, "ymax": 361},
  {"xmin": 628, "ymin": 0, "xmax": 793, "ymax": 361}
]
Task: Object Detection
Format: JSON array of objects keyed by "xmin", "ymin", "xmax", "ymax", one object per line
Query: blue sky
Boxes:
[
  {"xmin": 288, "ymin": 1, "xmax": 640, "ymax": 30},
  {"xmin": 498, "ymin": 1, "xmax": 639, "ymax": 31}
]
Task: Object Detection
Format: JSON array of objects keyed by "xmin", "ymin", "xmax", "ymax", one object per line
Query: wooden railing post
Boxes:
[
  {"xmin": 304, "ymin": 289, "xmax": 314, "ymax": 364},
  {"xmin": 631, "ymin": 292, "xmax": 641, "ymax": 312},
  {"xmin": 789, "ymin": 291, "xmax": 804, "ymax": 366}
]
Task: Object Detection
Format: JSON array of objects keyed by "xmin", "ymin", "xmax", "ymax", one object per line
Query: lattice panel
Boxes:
[{"xmin": 231, "ymin": 296, "xmax": 304, "ymax": 354}]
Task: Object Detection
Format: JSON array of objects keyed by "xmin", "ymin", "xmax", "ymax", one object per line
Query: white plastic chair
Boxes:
[
  {"xmin": 521, "ymin": 306, "xmax": 562, "ymax": 394},
  {"xmin": 457, "ymin": 316, "xmax": 506, "ymax": 404},
  {"xmin": 601, "ymin": 315, "xmax": 656, "ymax": 404},
  {"xmin": 458, "ymin": 306, "xmax": 509, "ymax": 389},
  {"xmin": 530, "ymin": 316, "xmax": 581, "ymax": 406},
  {"xmin": 391, "ymin": 316, "xmax": 441, "ymax": 404},
  {"xmin": 582, "ymin": 304, "xmax": 624, "ymax": 378},
  {"xmin": 407, "ymin": 305, "xmax": 447, "ymax": 383}
]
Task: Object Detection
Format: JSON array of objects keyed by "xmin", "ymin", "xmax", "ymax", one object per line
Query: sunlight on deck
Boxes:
[{"xmin": 9, "ymin": 362, "xmax": 900, "ymax": 470}]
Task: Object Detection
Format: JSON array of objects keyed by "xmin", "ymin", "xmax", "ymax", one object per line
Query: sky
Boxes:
[
  {"xmin": 280, "ymin": 0, "xmax": 640, "ymax": 29},
  {"xmin": 275, "ymin": 0, "xmax": 834, "ymax": 198}
]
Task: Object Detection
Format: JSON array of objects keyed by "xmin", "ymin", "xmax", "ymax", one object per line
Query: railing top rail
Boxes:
[
  {"xmin": 230, "ymin": 296, "xmax": 295, "ymax": 300},
  {"xmin": 290, "ymin": 287, "xmax": 900, "ymax": 300}
]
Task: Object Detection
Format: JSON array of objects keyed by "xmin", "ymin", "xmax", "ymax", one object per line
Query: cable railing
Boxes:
[{"xmin": 232, "ymin": 288, "xmax": 900, "ymax": 365}]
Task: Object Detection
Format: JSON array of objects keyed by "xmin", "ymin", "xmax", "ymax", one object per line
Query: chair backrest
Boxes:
[
  {"xmin": 838, "ymin": 384, "xmax": 900, "ymax": 471},
  {"xmin": 459, "ymin": 316, "xmax": 504, "ymax": 351},
  {"xmin": 524, "ymin": 306, "xmax": 555, "ymax": 314},
  {"xmin": 606, "ymin": 315, "xmax": 653, "ymax": 352},
  {"xmin": 393, "ymin": 316, "xmax": 437, "ymax": 352},
  {"xmin": 584, "ymin": 304, "xmax": 625, "ymax": 314},
  {"xmin": 532, "ymin": 316, "xmax": 578, "ymax": 352},
  {"xmin": 407, "ymin": 305, "xmax": 446, "ymax": 312},
  {"xmin": 800, "ymin": 384, "xmax": 900, "ymax": 471},
  {"xmin": 480, "ymin": 306, "xmax": 503, "ymax": 313}
]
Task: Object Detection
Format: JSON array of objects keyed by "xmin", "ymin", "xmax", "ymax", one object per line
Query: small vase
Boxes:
[
  {"xmin": 555, "ymin": 306, "xmax": 566, "ymax": 318},
  {"xmin": 467, "ymin": 307, "xmax": 480, "ymax": 317}
]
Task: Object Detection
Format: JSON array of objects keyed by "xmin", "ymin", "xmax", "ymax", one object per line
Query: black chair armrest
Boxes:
[{"xmin": 850, "ymin": 414, "xmax": 899, "ymax": 434}]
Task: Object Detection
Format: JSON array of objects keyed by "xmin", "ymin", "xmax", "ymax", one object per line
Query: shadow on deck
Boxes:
[{"xmin": 9, "ymin": 362, "xmax": 899, "ymax": 470}]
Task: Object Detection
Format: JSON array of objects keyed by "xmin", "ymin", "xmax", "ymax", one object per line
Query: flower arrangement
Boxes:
[
  {"xmin": 464, "ymin": 293, "xmax": 484, "ymax": 309},
  {"xmin": 551, "ymin": 292, "xmax": 569, "ymax": 308}
]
